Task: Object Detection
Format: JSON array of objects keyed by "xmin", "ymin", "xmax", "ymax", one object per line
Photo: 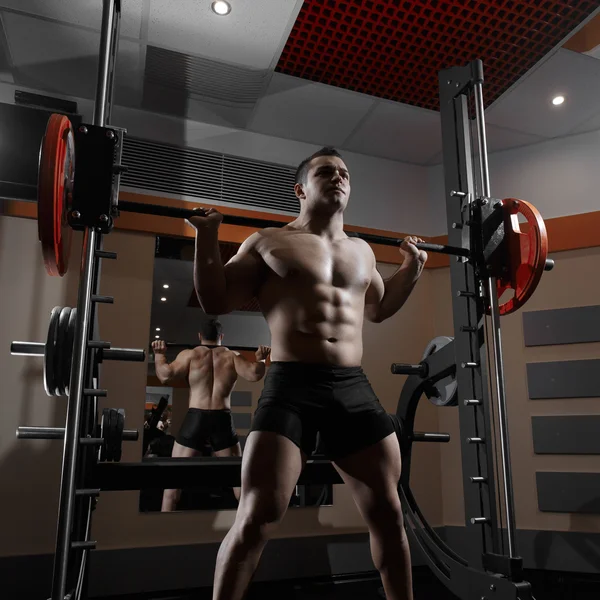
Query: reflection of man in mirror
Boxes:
[{"xmin": 152, "ymin": 318, "xmax": 270, "ymax": 512}]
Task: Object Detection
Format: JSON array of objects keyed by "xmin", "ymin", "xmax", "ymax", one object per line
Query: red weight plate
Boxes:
[
  {"xmin": 38, "ymin": 113, "xmax": 75, "ymax": 276},
  {"xmin": 495, "ymin": 198, "xmax": 549, "ymax": 315}
]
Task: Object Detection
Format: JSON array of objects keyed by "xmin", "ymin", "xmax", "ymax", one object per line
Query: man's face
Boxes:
[{"xmin": 295, "ymin": 155, "xmax": 351, "ymax": 212}]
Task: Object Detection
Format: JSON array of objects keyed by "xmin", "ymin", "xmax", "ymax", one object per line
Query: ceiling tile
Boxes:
[
  {"xmin": 247, "ymin": 73, "xmax": 375, "ymax": 147},
  {"xmin": 5, "ymin": 13, "xmax": 142, "ymax": 106},
  {"xmin": 343, "ymin": 101, "xmax": 441, "ymax": 165},
  {"xmin": 485, "ymin": 124, "xmax": 547, "ymax": 153},
  {"xmin": 0, "ymin": 0, "xmax": 144, "ymax": 39},
  {"xmin": 148, "ymin": 0, "xmax": 301, "ymax": 70},
  {"xmin": 569, "ymin": 110, "xmax": 600, "ymax": 135},
  {"xmin": 486, "ymin": 49, "xmax": 600, "ymax": 138}
]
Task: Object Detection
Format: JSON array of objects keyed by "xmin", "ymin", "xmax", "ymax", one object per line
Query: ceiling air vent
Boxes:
[
  {"xmin": 121, "ymin": 137, "xmax": 299, "ymax": 214},
  {"xmin": 145, "ymin": 45, "xmax": 269, "ymax": 106}
]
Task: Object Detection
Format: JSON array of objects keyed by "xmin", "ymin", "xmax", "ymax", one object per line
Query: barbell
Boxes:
[{"xmin": 37, "ymin": 113, "xmax": 553, "ymax": 316}]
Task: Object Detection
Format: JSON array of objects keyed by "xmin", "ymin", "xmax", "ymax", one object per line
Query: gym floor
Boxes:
[{"xmin": 88, "ymin": 567, "xmax": 600, "ymax": 599}]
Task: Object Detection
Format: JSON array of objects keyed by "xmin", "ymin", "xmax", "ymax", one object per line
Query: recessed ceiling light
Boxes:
[
  {"xmin": 211, "ymin": 1, "xmax": 232, "ymax": 16},
  {"xmin": 552, "ymin": 95, "xmax": 565, "ymax": 106},
  {"xmin": 163, "ymin": 284, "xmax": 169, "ymax": 289},
  {"xmin": 156, "ymin": 327, "xmax": 161, "ymax": 331},
  {"xmin": 155, "ymin": 335, "xmax": 160, "ymax": 339},
  {"xmin": 160, "ymin": 297, "xmax": 167, "ymax": 302}
]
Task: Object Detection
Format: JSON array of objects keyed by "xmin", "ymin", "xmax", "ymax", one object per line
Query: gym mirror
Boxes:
[{"xmin": 139, "ymin": 235, "xmax": 333, "ymax": 512}]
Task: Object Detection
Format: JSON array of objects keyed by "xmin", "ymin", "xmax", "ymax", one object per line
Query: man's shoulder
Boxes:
[
  {"xmin": 346, "ymin": 234, "xmax": 376, "ymax": 256},
  {"xmin": 241, "ymin": 227, "xmax": 283, "ymax": 247}
]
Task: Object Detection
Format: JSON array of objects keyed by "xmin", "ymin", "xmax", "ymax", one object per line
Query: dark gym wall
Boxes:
[{"xmin": 0, "ymin": 215, "xmax": 443, "ymax": 561}]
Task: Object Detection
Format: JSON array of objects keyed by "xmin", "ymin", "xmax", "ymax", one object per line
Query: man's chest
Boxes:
[{"xmin": 257, "ymin": 234, "xmax": 372, "ymax": 289}]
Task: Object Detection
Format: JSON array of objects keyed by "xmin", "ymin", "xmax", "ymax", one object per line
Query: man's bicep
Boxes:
[{"xmin": 365, "ymin": 262, "xmax": 385, "ymax": 322}]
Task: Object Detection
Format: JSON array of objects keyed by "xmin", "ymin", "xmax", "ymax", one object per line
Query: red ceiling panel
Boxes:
[{"xmin": 276, "ymin": 1, "xmax": 599, "ymax": 110}]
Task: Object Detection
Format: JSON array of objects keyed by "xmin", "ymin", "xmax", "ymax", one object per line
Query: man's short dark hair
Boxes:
[
  {"xmin": 200, "ymin": 318, "xmax": 222, "ymax": 342},
  {"xmin": 295, "ymin": 147, "xmax": 343, "ymax": 185}
]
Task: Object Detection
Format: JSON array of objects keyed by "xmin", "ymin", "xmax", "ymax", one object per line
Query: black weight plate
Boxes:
[
  {"xmin": 114, "ymin": 409, "xmax": 125, "ymax": 462},
  {"xmin": 55, "ymin": 307, "xmax": 71, "ymax": 396},
  {"xmin": 44, "ymin": 307, "xmax": 62, "ymax": 396},
  {"xmin": 422, "ymin": 336, "xmax": 458, "ymax": 407},
  {"xmin": 104, "ymin": 408, "xmax": 115, "ymax": 463},
  {"xmin": 107, "ymin": 408, "xmax": 116, "ymax": 463},
  {"xmin": 64, "ymin": 308, "xmax": 77, "ymax": 396},
  {"xmin": 99, "ymin": 408, "xmax": 110, "ymax": 462}
]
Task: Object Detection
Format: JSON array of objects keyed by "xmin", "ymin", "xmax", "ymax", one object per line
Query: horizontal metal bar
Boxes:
[
  {"xmin": 88, "ymin": 341, "xmax": 110, "ymax": 349},
  {"xmin": 11, "ymin": 342, "xmax": 146, "ymax": 364},
  {"xmin": 102, "ymin": 347, "xmax": 146, "ymax": 362},
  {"xmin": 17, "ymin": 426, "xmax": 138, "ymax": 442},
  {"xmin": 91, "ymin": 295, "xmax": 114, "ymax": 304},
  {"xmin": 390, "ymin": 363, "xmax": 427, "ymax": 376},
  {"xmin": 71, "ymin": 541, "xmax": 96, "ymax": 550},
  {"xmin": 76, "ymin": 489, "xmax": 101, "ymax": 497},
  {"xmin": 17, "ymin": 426, "xmax": 64, "ymax": 440},
  {"xmin": 95, "ymin": 250, "xmax": 117, "ymax": 259},
  {"xmin": 11, "ymin": 341, "xmax": 44, "ymax": 356},
  {"xmin": 84, "ymin": 389, "xmax": 108, "ymax": 397},
  {"xmin": 80, "ymin": 438, "xmax": 104, "ymax": 446},
  {"xmin": 90, "ymin": 457, "xmax": 343, "ymax": 490},
  {"xmin": 411, "ymin": 432, "xmax": 451, "ymax": 443},
  {"xmin": 164, "ymin": 342, "xmax": 257, "ymax": 352},
  {"xmin": 118, "ymin": 200, "xmax": 468, "ymax": 257}
]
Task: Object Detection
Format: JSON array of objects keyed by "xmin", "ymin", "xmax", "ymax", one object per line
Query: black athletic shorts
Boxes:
[
  {"xmin": 176, "ymin": 408, "xmax": 239, "ymax": 453},
  {"xmin": 250, "ymin": 362, "xmax": 395, "ymax": 460}
]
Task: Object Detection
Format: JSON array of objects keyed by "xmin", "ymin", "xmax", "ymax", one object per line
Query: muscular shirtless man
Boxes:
[
  {"xmin": 151, "ymin": 318, "xmax": 270, "ymax": 512},
  {"xmin": 189, "ymin": 147, "xmax": 427, "ymax": 600}
]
